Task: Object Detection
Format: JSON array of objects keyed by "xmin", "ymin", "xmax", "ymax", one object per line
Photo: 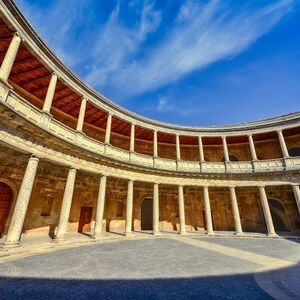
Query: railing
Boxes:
[{"xmin": 1, "ymin": 82, "xmax": 300, "ymax": 174}]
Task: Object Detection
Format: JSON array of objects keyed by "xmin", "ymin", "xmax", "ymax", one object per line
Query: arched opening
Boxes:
[
  {"xmin": 288, "ymin": 147, "xmax": 300, "ymax": 157},
  {"xmin": 0, "ymin": 182, "xmax": 13, "ymax": 236},
  {"xmin": 141, "ymin": 198, "xmax": 153, "ymax": 230},
  {"xmin": 268, "ymin": 198, "xmax": 290, "ymax": 232},
  {"xmin": 221, "ymin": 155, "xmax": 239, "ymax": 162}
]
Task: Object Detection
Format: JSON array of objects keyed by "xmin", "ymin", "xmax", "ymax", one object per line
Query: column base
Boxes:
[
  {"xmin": 267, "ymin": 232, "xmax": 280, "ymax": 238},
  {"xmin": 52, "ymin": 235, "xmax": 66, "ymax": 243},
  {"xmin": 1, "ymin": 240, "xmax": 21, "ymax": 250},
  {"xmin": 124, "ymin": 232, "xmax": 135, "ymax": 238},
  {"xmin": 179, "ymin": 231, "xmax": 187, "ymax": 235},
  {"xmin": 92, "ymin": 233, "xmax": 103, "ymax": 240},
  {"xmin": 153, "ymin": 231, "xmax": 162, "ymax": 237},
  {"xmin": 206, "ymin": 231, "xmax": 215, "ymax": 236},
  {"xmin": 234, "ymin": 231, "xmax": 245, "ymax": 237}
]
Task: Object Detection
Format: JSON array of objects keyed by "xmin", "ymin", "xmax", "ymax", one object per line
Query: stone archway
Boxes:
[
  {"xmin": 0, "ymin": 182, "xmax": 13, "ymax": 235},
  {"xmin": 268, "ymin": 198, "xmax": 290, "ymax": 232},
  {"xmin": 141, "ymin": 198, "xmax": 153, "ymax": 230}
]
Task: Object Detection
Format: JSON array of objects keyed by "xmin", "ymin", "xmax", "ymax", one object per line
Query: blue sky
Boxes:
[{"xmin": 16, "ymin": 0, "xmax": 300, "ymax": 126}]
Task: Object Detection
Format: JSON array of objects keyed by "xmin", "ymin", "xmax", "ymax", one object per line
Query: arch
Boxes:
[
  {"xmin": 0, "ymin": 182, "xmax": 13, "ymax": 236},
  {"xmin": 141, "ymin": 198, "xmax": 153, "ymax": 230},
  {"xmin": 268, "ymin": 198, "xmax": 290, "ymax": 232},
  {"xmin": 288, "ymin": 147, "xmax": 300, "ymax": 157}
]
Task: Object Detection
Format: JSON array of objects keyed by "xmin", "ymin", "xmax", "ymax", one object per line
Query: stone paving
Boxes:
[{"xmin": 0, "ymin": 235, "xmax": 299, "ymax": 299}]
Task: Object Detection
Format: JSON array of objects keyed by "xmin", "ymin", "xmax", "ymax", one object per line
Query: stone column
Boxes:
[
  {"xmin": 277, "ymin": 130, "xmax": 289, "ymax": 158},
  {"xmin": 176, "ymin": 134, "xmax": 181, "ymax": 160},
  {"xmin": 258, "ymin": 186, "xmax": 278, "ymax": 237},
  {"xmin": 54, "ymin": 168, "xmax": 77, "ymax": 241},
  {"xmin": 93, "ymin": 175, "xmax": 107, "ymax": 239},
  {"xmin": 105, "ymin": 113, "xmax": 112, "ymax": 144},
  {"xmin": 178, "ymin": 185, "xmax": 186, "ymax": 234},
  {"xmin": 248, "ymin": 134, "xmax": 257, "ymax": 161},
  {"xmin": 203, "ymin": 186, "xmax": 214, "ymax": 235},
  {"xmin": 0, "ymin": 33, "xmax": 21, "ymax": 83},
  {"xmin": 3, "ymin": 155, "xmax": 39, "ymax": 247},
  {"xmin": 229, "ymin": 186, "xmax": 244, "ymax": 235},
  {"xmin": 76, "ymin": 97, "xmax": 87, "ymax": 132},
  {"xmin": 125, "ymin": 180, "xmax": 134, "ymax": 236},
  {"xmin": 153, "ymin": 183, "xmax": 161, "ymax": 236},
  {"xmin": 198, "ymin": 136, "xmax": 205, "ymax": 162},
  {"xmin": 292, "ymin": 184, "xmax": 300, "ymax": 215},
  {"xmin": 130, "ymin": 123, "xmax": 135, "ymax": 152},
  {"xmin": 42, "ymin": 72, "xmax": 58, "ymax": 114},
  {"xmin": 222, "ymin": 136, "xmax": 230, "ymax": 162},
  {"xmin": 153, "ymin": 130, "xmax": 158, "ymax": 157}
]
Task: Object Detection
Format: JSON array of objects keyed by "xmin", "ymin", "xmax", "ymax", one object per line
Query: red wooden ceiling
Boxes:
[
  {"xmin": 111, "ymin": 116, "xmax": 131, "ymax": 136},
  {"xmin": 85, "ymin": 102, "xmax": 107, "ymax": 128},
  {"xmin": 180, "ymin": 135, "xmax": 198, "ymax": 145},
  {"xmin": 135, "ymin": 126, "xmax": 153, "ymax": 141},
  {"xmin": 158, "ymin": 132, "xmax": 176, "ymax": 144}
]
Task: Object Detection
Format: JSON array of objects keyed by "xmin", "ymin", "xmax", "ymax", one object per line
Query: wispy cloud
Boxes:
[
  {"xmin": 17, "ymin": 0, "xmax": 294, "ymax": 105},
  {"xmin": 85, "ymin": 0, "xmax": 293, "ymax": 98}
]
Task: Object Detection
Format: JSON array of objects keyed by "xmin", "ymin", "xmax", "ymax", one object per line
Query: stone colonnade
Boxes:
[
  {"xmin": 3, "ymin": 154, "xmax": 300, "ymax": 247},
  {"xmin": 0, "ymin": 33, "xmax": 294, "ymax": 164}
]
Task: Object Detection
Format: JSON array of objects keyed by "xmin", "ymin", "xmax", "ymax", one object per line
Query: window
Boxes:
[
  {"xmin": 41, "ymin": 197, "xmax": 53, "ymax": 216},
  {"xmin": 221, "ymin": 155, "xmax": 238, "ymax": 162},
  {"xmin": 288, "ymin": 147, "xmax": 300, "ymax": 157}
]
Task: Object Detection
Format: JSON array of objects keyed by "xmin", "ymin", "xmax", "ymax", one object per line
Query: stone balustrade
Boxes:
[{"xmin": 1, "ymin": 82, "xmax": 300, "ymax": 175}]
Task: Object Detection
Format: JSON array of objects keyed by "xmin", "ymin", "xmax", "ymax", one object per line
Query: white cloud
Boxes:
[
  {"xmin": 85, "ymin": 0, "xmax": 161, "ymax": 88},
  {"xmin": 85, "ymin": 0, "xmax": 293, "ymax": 99},
  {"xmin": 17, "ymin": 0, "xmax": 294, "ymax": 104}
]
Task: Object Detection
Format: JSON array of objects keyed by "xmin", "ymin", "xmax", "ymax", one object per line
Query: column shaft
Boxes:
[
  {"xmin": 278, "ymin": 130, "xmax": 289, "ymax": 158},
  {"xmin": 248, "ymin": 134, "xmax": 257, "ymax": 161},
  {"xmin": 0, "ymin": 33, "xmax": 21, "ymax": 82},
  {"xmin": 42, "ymin": 72, "xmax": 58, "ymax": 114},
  {"xmin": 55, "ymin": 168, "xmax": 77, "ymax": 240},
  {"xmin": 153, "ymin": 130, "xmax": 158, "ymax": 157},
  {"xmin": 105, "ymin": 113, "xmax": 112, "ymax": 144},
  {"xmin": 292, "ymin": 185, "xmax": 300, "ymax": 214},
  {"xmin": 222, "ymin": 136, "xmax": 230, "ymax": 162},
  {"xmin": 93, "ymin": 175, "xmax": 107, "ymax": 238},
  {"xmin": 130, "ymin": 124, "xmax": 135, "ymax": 152},
  {"xmin": 125, "ymin": 180, "xmax": 134, "ymax": 236},
  {"xmin": 229, "ymin": 187, "xmax": 243, "ymax": 235},
  {"xmin": 153, "ymin": 183, "xmax": 160, "ymax": 235},
  {"xmin": 76, "ymin": 97, "xmax": 87, "ymax": 132},
  {"xmin": 198, "ymin": 136, "xmax": 205, "ymax": 162},
  {"xmin": 203, "ymin": 186, "xmax": 214, "ymax": 234},
  {"xmin": 178, "ymin": 185, "xmax": 186, "ymax": 234},
  {"xmin": 4, "ymin": 155, "xmax": 39, "ymax": 246},
  {"xmin": 176, "ymin": 134, "xmax": 181, "ymax": 160},
  {"xmin": 258, "ymin": 186, "xmax": 277, "ymax": 237}
]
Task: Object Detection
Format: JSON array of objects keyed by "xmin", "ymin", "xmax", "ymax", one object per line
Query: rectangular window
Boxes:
[{"xmin": 41, "ymin": 197, "xmax": 53, "ymax": 216}]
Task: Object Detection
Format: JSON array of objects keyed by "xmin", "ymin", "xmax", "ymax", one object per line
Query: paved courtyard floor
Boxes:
[{"xmin": 0, "ymin": 235, "xmax": 299, "ymax": 299}]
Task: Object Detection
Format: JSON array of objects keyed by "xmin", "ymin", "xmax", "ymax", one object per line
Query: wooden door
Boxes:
[
  {"xmin": 78, "ymin": 206, "xmax": 93, "ymax": 233},
  {"xmin": 141, "ymin": 198, "xmax": 153, "ymax": 230},
  {"xmin": 0, "ymin": 182, "xmax": 13, "ymax": 235}
]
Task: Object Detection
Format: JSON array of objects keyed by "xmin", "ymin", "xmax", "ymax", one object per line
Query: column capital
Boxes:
[
  {"xmin": 29, "ymin": 154, "xmax": 40, "ymax": 161},
  {"xmin": 228, "ymin": 185, "xmax": 236, "ymax": 189},
  {"xmin": 13, "ymin": 31, "xmax": 23, "ymax": 41},
  {"xmin": 247, "ymin": 133, "xmax": 253, "ymax": 138},
  {"xmin": 291, "ymin": 183, "xmax": 299, "ymax": 187}
]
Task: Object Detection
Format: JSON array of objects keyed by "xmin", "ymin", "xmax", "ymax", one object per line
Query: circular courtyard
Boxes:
[{"xmin": 0, "ymin": 236, "xmax": 299, "ymax": 299}]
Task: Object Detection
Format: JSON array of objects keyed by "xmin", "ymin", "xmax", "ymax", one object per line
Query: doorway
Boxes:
[
  {"xmin": 78, "ymin": 206, "xmax": 93, "ymax": 233},
  {"xmin": 268, "ymin": 198, "xmax": 290, "ymax": 232},
  {"xmin": 141, "ymin": 198, "xmax": 153, "ymax": 230},
  {"xmin": 0, "ymin": 182, "xmax": 13, "ymax": 235}
]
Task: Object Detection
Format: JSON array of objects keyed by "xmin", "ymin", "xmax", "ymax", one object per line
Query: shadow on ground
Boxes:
[{"xmin": 4, "ymin": 264, "xmax": 300, "ymax": 300}]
